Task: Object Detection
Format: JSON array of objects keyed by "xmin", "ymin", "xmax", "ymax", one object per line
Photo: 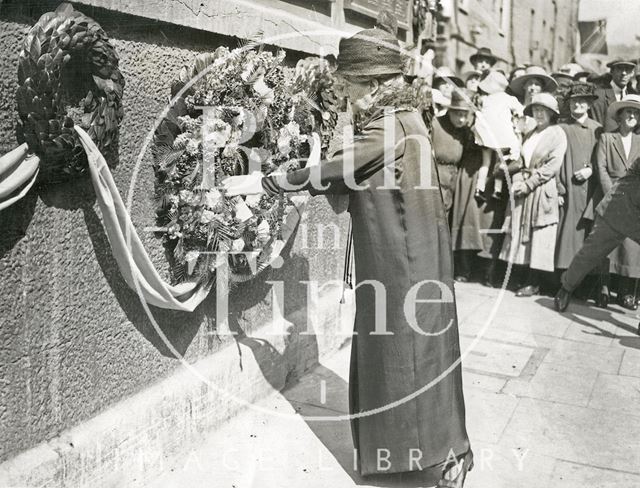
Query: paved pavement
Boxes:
[{"xmin": 147, "ymin": 282, "xmax": 640, "ymax": 487}]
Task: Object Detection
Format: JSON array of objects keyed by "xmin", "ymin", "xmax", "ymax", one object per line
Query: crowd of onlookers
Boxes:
[{"xmin": 425, "ymin": 47, "xmax": 640, "ymax": 310}]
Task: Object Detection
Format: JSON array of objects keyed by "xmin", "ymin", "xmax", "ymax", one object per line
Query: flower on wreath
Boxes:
[
  {"xmin": 277, "ymin": 121, "xmax": 304, "ymax": 156},
  {"xmin": 205, "ymin": 188, "xmax": 223, "ymax": 209},
  {"xmin": 204, "ymin": 119, "xmax": 232, "ymax": 147},
  {"xmin": 200, "ymin": 210, "xmax": 216, "ymax": 224}
]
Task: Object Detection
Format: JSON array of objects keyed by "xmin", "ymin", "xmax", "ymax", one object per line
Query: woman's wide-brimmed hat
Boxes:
[
  {"xmin": 509, "ymin": 66, "xmax": 558, "ymax": 96},
  {"xmin": 478, "ymin": 70, "xmax": 508, "ymax": 94},
  {"xmin": 558, "ymin": 63, "xmax": 584, "ymax": 77},
  {"xmin": 606, "ymin": 94, "xmax": 640, "ymax": 120},
  {"xmin": 448, "ymin": 89, "xmax": 476, "ymax": 112},
  {"xmin": 566, "ymin": 82, "xmax": 598, "ymax": 101},
  {"xmin": 524, "ymin": 92, "xmax": 560, "ymax": 116},
  {"xmin": 433, "ymin": 66, "xmax": 464, "ymax": 88},
  {"xmin": 469, "ymin": 47, "xmax": 497, "ymax": 66},
  {"xmin": 336, "ymin": 28, "xmax": 403, "ymax": 77}
]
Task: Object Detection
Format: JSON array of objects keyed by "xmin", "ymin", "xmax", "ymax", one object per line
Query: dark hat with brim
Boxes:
[
  {"xmin": 572, "ymin": 70, "xmax": 592, "ymax": 80},
  {"xmin": 336, "ymin": 28, "xmax": 404, "ymax": 77},
  {"xmin": 606, "ymin": 59, "xmax": 636, "ymax": 70},
  {"xmin": 448, "ymin": 89, "xmax": 476, "ymax": 112},
  {"xmin": 433, "ymin": 66, "xmax": 464, "ymax": 88},
  {"xmin": 566, "ymin": 82, "xmax": 598, "ymax": 101},
  {"xmin": 470, "ymin": 47, "xmax": 497, "ymax": 66}
]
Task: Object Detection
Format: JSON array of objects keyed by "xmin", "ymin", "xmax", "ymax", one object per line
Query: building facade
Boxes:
[{"xmin": 435, "ymin": 0, "xmax": 580, "ymax": 74}]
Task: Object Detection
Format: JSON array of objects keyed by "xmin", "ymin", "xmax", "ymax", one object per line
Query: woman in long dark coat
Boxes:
[
  {"xmin": 556, "ymin": 83, "xmax": 602, "ymax": 270},
  {"xmin": 431, "ymin": 96, "xmax": 468, "ymax": 217},
  {"xmin": 223, "ymin": 28, "xmax": 472, "ymax": 487},
  {"xmin": 595, "ymin": 95, "xmax": 640, "ymax": 309}
]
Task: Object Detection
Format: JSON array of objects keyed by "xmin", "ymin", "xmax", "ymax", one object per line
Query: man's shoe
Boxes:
[
  {"xmin": 555, "ymin": 287, "xmax": 571, "ymax": 312},
  {"xmin": 516, "ymin": 285, "xmax": 540, "ymax": 297},
  {"xmin": 595, "ymin": 286, "xmax": 609, "ymax": 309},
  {"xmin": 619, "ymin": 294, "xmax": 638, "ymax": 311}
]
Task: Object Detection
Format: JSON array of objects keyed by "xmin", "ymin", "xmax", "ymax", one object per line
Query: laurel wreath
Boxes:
[
  {"xmin": 152, "ymin": 47, "xmax": 338, "ymax": 284},
  {"xmin": 15, "ymin": 2, "xmax": 125, "ymax": 184}
]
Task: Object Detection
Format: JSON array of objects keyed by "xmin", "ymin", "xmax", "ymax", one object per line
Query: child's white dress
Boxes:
[{"xmin": 473, "ymin": 92, "xmax": 524, "ymax": 154}]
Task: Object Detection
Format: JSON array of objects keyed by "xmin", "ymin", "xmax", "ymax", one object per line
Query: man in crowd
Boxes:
[
  {"xmin": 590, "ymin": 59, "xmax": 637, "ymax": 131},
  {"xmin": 555, "ymin": 158, "xmax": 640, "ymax": 335}
]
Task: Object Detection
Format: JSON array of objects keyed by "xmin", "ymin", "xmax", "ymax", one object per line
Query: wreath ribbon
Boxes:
[
  {"xmin": 75, "ymin": 126, "xmax": 212, "ymax": 311},
  {"xmin": 75, "ymin": 126, "xmax": 306, "ymax": 311},
  {"xmin": 0, "ymin": 145, "xmax": 40, "ymax": 211}
]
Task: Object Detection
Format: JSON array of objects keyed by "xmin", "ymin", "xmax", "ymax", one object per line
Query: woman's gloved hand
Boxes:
[{"xmin": 221, "ymin": 171, "xmax": 265, "ymax": 196}]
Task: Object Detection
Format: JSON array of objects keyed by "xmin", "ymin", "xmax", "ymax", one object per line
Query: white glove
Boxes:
[
  {"xmin": 306, "ymin": 132, "xmax": 322, "ymax": 167},
  {"xmin": 221, "ymin": 171, "xmax": 265, "ymax": 196},
  {"xmin": 573, "ymin": 167, "xmax": 592, "ymax": 182}
]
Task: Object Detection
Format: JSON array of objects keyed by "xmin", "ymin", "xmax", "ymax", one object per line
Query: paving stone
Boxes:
[
  {"xmin": 465, "ymin": 441, "xmax": 556, "ymax": 488},
  {"xmin": 542, "ymin": 338, "xmax": 624, "ymax": 375},
  {"xmin": 550, "ymin": 460, "xmax": 640, "ymax": 487},
  {"xmin": 503, "ymin": 362, "xmax": 598, "ymax": 407},
  {"xmin": 462, "ymin": 371, "xmax": 507, "ymax": 393},
  {"xmin": 464, "ymin": 389, "xmax": 519, "ymax": 445},
  {"xmin": 588, "ymin": 374, "xmax": 640, "ymax": 417},
  {"xmin": 500, "ymin": 398, "xmax": 640, "ymax": 472},
  {"xmin": 620, "ymin": 348, "xmax": 640, "ymax": 378},
  {"xmin": 460, "ymin": 336, "xmax": 535, "ymax": 378}
]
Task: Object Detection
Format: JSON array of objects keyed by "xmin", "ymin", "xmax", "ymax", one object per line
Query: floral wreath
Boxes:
[
  {"xmin": 14, "ymin": 2, "xmax": 124, "ymax": 184},
  {"xmin": 152, "ymin": 46, "xmax": 338, "ymax": 284}
]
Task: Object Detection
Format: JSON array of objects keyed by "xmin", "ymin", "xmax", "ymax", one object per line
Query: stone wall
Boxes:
[{"xmin": 0, "ymin": 1, "xmax": 350, "ymax": 463}]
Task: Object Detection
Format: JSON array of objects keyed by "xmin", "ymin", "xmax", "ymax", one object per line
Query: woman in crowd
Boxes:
[
  {"xmin": 595, "ymin": 95, "xmax": 640, "ymax": 309},
  {"xmin": 224, "ymin": 27, "xmax": 473, "ymax": 487},
  {"xmin": 447, "ymin": 89, "xmax": 484, "ymax": 281},
  {"xmin": 555, "ymin": 83, "xmax": 602, "ymax": 283},
  {"xmin": 508, "ymin": 65, "xmax": 558, "ymax": 106},
  {"xmin": 499, "ymin": 93, "xmax": 568, "ymax": 296},
  {"xmin": 432, "ymin": 89, "xmax": 474, "ymax": 217},
  {"xmin": 433, "ymin": 66, "xmax": 464, "ymax": 103},
  {"xmin": 464, "ymin": 69, "xmax": 482, "ymax": 93}
]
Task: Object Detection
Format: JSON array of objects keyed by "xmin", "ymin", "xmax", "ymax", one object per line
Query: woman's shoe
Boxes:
[
  {"xmin": 455, "ymin": 275, "xmax": 469, "ymax": 283},
  {"xmin": 437, "ymin": 456, "xmax": 474, "ymax": 488},
  {"xmin": 619, "ymin": 294, "xmax": 638, "ymax": 310},
  {"xmin": 516, "ymin": 285, "xmax": 540, "ymax": 297}
]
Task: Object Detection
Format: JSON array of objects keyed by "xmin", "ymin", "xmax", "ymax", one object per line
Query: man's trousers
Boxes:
[{"xmin": 561, "ymin": 215, "xmax": 640, "ymax": 293}]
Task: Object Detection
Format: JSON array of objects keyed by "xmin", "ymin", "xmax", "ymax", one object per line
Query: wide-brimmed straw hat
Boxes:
[
  {"xmin": 478, "ymin": 70, "xmax": 508, "ymax": 94},
  {"xmin": 524, "ymin": 92, "xmax": 560, "ymax": 116},
  {"xmin": 606, "ymin": 94, "xmax": 640, "ymax": 120},
  {"xmin": 469, "ymin": 47, "xmax": 497, "ymax": 66},
  {"xmin": 433, "ymin": 66, "xmax": 464, "ymax": 88},
  {"xmin": 566, "ymin": 82, "xmax": 598, "ymax": 101},
  {"xmin": 558, "ymin": 63, "xmax": 584, "ymax": 77},
  {"xmin": 509, "ymin": 66, "xmax": 558, "ymax": 96},
  {"xmin": 606, "ymin": 59, "xmax": 636, "ymax": 70},
  {"xmin": 448, "ymin": 89, "xmax": 476, "ymax": 112},
  {"xmin": 336, "ymin": 28, "xmax": 403, "ymax": 77}
]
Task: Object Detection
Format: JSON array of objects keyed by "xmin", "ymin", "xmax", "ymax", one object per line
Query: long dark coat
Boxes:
[
  {"xmin": 264, "ymin": 109, "xmax": 471, "ymax": 477},
  {"xmin": 555, "ymin": 117, "xmax": 602, "ymax": 269},
  {"xmin": 595, "ymin": 131, "xmax": 640, "ymax": 277},
  {"xmin": 432, "ymin": 114, "xmax": 466, "ymax": 214}
]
